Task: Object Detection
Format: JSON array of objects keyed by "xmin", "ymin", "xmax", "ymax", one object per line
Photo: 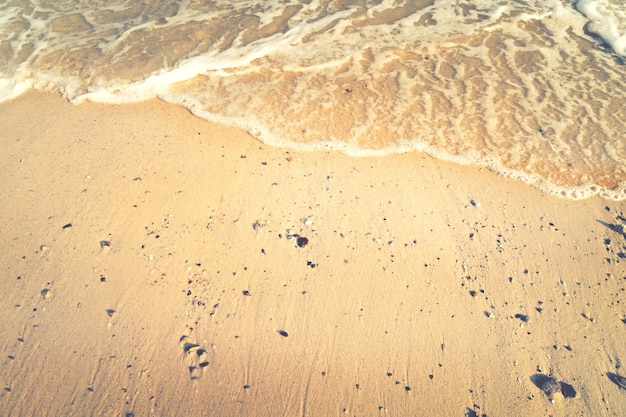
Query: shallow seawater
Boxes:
[{"xmin": 1, "ymin": 0, "xmax": 625, "ymax": 200}]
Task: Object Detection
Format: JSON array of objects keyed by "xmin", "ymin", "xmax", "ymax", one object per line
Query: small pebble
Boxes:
[
  {"xmin": 41, "ymin": 288, "xmax": 53, "ymax": 300},
  {"xmin": 515, "ymin": 313, "xmax": 530, "ymax": 322},
  {"xmin": 278, "ymin": 330, "xmax": 289, "ymax": 337}
]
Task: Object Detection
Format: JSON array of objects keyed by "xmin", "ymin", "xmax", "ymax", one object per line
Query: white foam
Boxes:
[
  {"xmin": 161, "ymin": 91, "xmax": 626, "ymax": 202},
  {"xmin": 1, "ymin": 0, "xmax": 625, "ymax": 201},
  {"xmin": 576, "ymin": 0, "xmax": 626, "ymax": 55},
  {"xmin": 0, "ymin": 65, "xmax": 33, "ymax": 104}
]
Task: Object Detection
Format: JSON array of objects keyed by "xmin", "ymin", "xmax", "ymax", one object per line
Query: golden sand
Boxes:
[{"xmin": 1, "ymin": 91, "xmax": 625, "ymax": 416}]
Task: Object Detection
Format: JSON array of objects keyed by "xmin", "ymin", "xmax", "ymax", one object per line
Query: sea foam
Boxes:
[{"xmin": 1, "ymin": 0, "xmax": 625, "ymax": 200}]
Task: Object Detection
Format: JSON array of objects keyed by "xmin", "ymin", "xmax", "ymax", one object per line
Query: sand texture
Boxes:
[{"xmin": 1, "ymin": 92, "xmax": 626, "ymax": 416}]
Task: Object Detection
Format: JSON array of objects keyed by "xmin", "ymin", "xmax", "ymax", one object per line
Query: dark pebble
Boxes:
[
  {"xmin": 405, "ymin": 386, "xmax": 411, "ymax": 391},
  {"xmin": 515, "ymin": 313, "xmax": 530, "ymax": 322},
  {"xmin": 62, "ymin": 223, "xmax": 72, "ymax": 229},
  {"xmin": 278, "ymin": 330, "xmax": 288, "ymax": 337},
  {"xmin": 296, "ymin": 237, "xmax": 309, "ymax": 247},
  {"xmin": 242, "ymin": 290, "xmax": 251, "ymax": 296}
]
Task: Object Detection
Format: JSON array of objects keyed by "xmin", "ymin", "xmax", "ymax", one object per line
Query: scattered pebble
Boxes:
[
  {"xmin": 99, "ymin": 240, "xmax": 111, "ymax": 248},
  {"xmin": 296, "ymin": 236, "xmax": 309, "ymax": 248},
  {"xmin": 278, "ymin": 330, "xmax": 289, "ymax": 337},
  {"xmin": 242, "ymin": 290, "xmax": 251, "ymax": 296},
  {"xmin": 41, "ymin": 288, "xmax": 53, "ymax": 300},
  {"xmin": 184, "ymin": 343, "xmax": 201, "ymax": 354},
  {"xmin": 106, "ymin": 309, "xmax": 116, "ymax": 317},
  {"xmin": 515, "ymin": 314, "xmax": 530, "ymax": 322},
  {"xmin": 62, "ymin": 223, "xmax": 72, "ymax": 229}
]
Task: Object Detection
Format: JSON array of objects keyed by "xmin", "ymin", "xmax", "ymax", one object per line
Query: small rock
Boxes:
[
  {"xmin": 296, "ymin": 236, "xmax": 309, "ymax": 247},
  {"xmin": 278, "ymin": 330, "xmax": 289, "ymax": 337},
  {"xmin": 515, "ymin": 313, "xmax": 530, "ymax": 322},
  {"xmin": 41, "ymin": 288, "xmax": 53, "ymax": 300},
  {"xmin": 183, "ymin": 343, "xmax": 201, "ymax": 354}
]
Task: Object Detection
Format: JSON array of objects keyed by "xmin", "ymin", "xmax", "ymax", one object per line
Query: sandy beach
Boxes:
[{"xmin": 1, "ymin": 91, "xmax": 625, "ymax": 416}]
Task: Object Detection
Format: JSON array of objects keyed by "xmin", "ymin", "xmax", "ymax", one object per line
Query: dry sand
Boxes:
[{"xmin": 1, "ymin": 91, "xmax": 625, "ymax": 416}]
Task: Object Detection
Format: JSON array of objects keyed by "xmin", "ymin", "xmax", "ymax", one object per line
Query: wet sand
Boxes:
[{"xmin": 1, "ymin": 91, "xmax": 625, "ymax": 416}]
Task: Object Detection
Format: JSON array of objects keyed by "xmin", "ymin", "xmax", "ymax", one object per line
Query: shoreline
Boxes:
[{"xmin": 1, "ymin": 91, "xmax": 625, "ymax": 416}]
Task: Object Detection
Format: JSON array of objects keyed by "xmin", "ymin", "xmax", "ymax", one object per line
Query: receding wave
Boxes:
[{"xmin": 1, "ymin": 0, "xmax": 625, "ymax": 200}]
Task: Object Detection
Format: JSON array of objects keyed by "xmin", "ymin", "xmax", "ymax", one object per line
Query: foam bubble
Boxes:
[{"xmin": 576, "ymin": 0, "xmax": 626, "ymax": 55}]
